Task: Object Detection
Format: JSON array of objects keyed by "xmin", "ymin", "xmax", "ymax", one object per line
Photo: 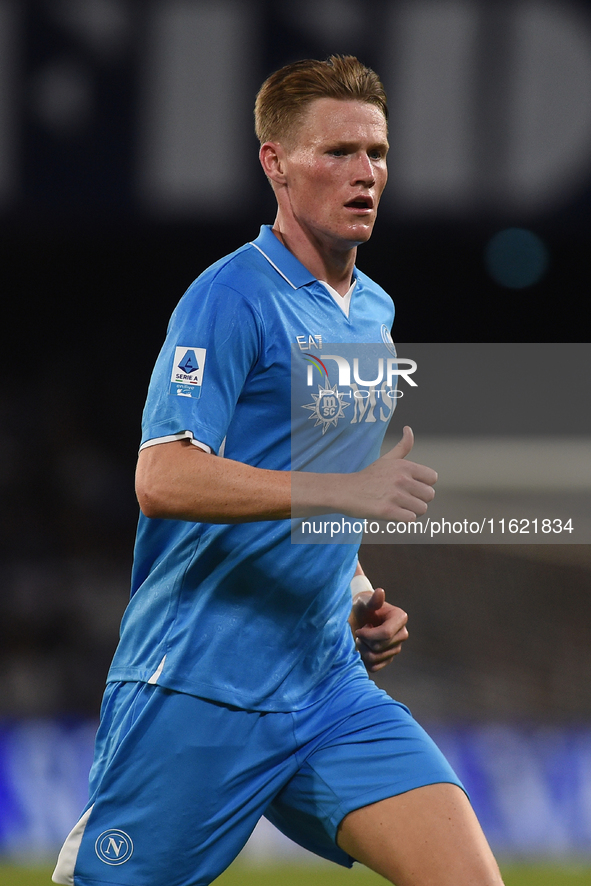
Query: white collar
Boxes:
[{"xmin": 318, "ymin": 279, "xmax": 356, "ymax": 318}]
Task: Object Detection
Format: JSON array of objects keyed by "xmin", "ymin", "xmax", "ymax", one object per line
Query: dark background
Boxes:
[{"xmin": 1, "ymin": 0, "xmax": 590, "ymax": 720}]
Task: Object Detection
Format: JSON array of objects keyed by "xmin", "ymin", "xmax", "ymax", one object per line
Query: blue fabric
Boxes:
[
  {"xmin": 107, "ymin": 226, "xmax": 396, "ymax": 711},
  {"xmin": 70, "ymin": 679, "xmax": 464, "ymax": 886}
]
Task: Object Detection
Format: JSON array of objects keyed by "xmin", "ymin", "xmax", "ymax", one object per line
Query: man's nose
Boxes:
[{"xmin": 352, "ymin": 153, "xmax": 375, "ymax": 184}]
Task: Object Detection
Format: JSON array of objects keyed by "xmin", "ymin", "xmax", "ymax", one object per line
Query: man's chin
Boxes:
[
  {"xmin": 312, "ymin": 220, "xmax": 376, "ymax": 252},
  {"xmin": 342, "ymin": 222, "xmax": 376, "ymax": 247}
]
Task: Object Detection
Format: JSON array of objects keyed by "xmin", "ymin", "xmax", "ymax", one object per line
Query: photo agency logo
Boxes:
[
  {"xmin": 296, "ymin": 339, "xmax": 418, "ymax": 435},
  {"xmin": 291, "ymin": 338, "xmax": 419, "ymax": 544}
]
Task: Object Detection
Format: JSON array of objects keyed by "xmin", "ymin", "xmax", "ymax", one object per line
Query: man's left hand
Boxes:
[{"xmin": 349, "ymin": 587, "xmax": 409, "ymax": 673}]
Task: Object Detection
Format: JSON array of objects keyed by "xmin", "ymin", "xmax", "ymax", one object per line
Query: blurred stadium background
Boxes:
[{"xmin": 1, "ymin": 0, "xmax": 591, "ymax": 879}]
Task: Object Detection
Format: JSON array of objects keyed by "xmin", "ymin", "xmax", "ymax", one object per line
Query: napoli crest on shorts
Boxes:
[
  {"xmin": 95, "ymin": 829, "xmax": 134, "ymax": 865},
  {"xmin": 303, "ymin": 384, "xmax": 349, "ymax": 434}
]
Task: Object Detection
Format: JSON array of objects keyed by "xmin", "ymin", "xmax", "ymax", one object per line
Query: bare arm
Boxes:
[
  {"xmin": 136, "ymin": 438, "xmax": 292, "ymax": 522},
  {"xmin": 136, "ymin": 425, "xmax": 436, "ymax": 523}
]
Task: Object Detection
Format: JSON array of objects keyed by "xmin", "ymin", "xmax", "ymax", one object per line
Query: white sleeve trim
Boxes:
[{"xmin": 139, "ymin": 431, "xmax": 212, "ymax": 454}]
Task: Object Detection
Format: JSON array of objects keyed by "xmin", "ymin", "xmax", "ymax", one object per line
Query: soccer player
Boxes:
[{"xmin": 53, "ymin": 56, "xmax": 504, "ymax": 886}]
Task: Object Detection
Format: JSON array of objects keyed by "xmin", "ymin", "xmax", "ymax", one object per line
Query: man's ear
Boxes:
[{"xmin": 259, "ymin": 141, "xmax": 288, "ymax": 185}]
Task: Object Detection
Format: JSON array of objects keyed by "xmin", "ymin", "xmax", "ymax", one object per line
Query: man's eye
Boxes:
[{"xmin": 329, "ymin": 149, "xmax": 346, "ymax": 157}]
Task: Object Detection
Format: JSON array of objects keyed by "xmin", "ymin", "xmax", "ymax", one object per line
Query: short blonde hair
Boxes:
[{"xmin": 254, "ymin": 55, "xmax": 388, "ymax": 147}]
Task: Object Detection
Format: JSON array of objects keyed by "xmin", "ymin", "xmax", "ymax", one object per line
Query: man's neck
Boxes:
[{"xmin": 271, "ymin": 223, "xmax": 356, "ymax": 297}]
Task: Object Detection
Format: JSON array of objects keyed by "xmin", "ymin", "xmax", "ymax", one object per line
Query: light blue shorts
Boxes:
[{"xmin": 53, "ymin": 675, "xmax": 464, "ymax": 886}]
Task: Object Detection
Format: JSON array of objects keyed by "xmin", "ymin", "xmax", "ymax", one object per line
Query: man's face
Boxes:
[{"xmin": 280, "ymin": 97, "xmax": 389, "ymax": 251}]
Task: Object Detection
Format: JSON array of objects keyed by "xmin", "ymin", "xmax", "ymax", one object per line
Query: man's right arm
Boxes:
[{"xmin": 136, "ymin": 425, "xmax": 437, "ymax": 524}]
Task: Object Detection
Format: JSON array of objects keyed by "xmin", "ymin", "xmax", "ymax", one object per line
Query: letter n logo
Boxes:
[{"xmin": 95, "ymin": 829, "xmax": 134, "ymax": 866}]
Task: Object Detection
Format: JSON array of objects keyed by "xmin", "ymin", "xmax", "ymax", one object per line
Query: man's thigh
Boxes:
[
  {"xmin": 266, "ymin": 676, "xmax": 464, "ymax": 868},
  {"xmin": 337, "ymin": 783, "xmax": 505, "ymax": 886},
  {"xmin": 53, "ymin": 683, "xmax": 299, "ymax": 886}
]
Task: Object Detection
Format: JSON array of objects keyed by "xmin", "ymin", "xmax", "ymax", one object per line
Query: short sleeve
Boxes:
[{"xmin": 140, "ymin": 279, "xmax": 263, "ymax": 454}]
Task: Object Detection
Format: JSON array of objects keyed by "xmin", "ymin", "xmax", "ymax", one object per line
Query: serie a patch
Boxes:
[{"xmin": 170, "ymin": 346, "xmax": 207, "ymax": 399}]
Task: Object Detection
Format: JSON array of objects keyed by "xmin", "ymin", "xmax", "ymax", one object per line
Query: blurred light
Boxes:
[
  {"xmin": 138, "ymin": 0, "xmax": 256, "ymax": 216},
  {"xmin": 386, "ymin": 1, "xmax": 591, "ymax": 216},
  {"xmin": 0, "ymin": 0, "xmax": 18, "ymax": 206},
  {"xmin": 53, "ymin": 0, "xmax": 131, "ymax": 60},
  {"xmin": 31, "ymin": 61, "xmax": 93, "ymax": 134},
  {"xmin": 484, "ymin": 227, "xmax": 549, "ymax": 288},
  {"xmin": 388, "ymin": 0, "xmax": 476, "ymax": 209},
  {"xmin": 285, "ymin": 0, "xmax": 366, "ymax": 42},
  {"xmin": 510, "ymin": 2, "xmax": 591, "ymax": 211}
]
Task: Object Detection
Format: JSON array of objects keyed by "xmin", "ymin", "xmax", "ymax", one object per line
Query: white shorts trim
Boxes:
[
  {"xmin": 148, "ymin": 654, "xmax": 167, "ymax": 684},
  {"xmin": 52, "ymin": 805, "xmax": 94, "ymax": 885}
]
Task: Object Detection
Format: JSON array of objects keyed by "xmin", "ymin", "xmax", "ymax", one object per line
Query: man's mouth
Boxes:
[{"xmin": 345, "ymin": 196, "xmax": 374, "ymax": 211}]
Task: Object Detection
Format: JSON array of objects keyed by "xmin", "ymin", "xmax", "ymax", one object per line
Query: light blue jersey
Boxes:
[{"xmin": 108, "ymin": 225, "xmax": 396, "ymax": 711}]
